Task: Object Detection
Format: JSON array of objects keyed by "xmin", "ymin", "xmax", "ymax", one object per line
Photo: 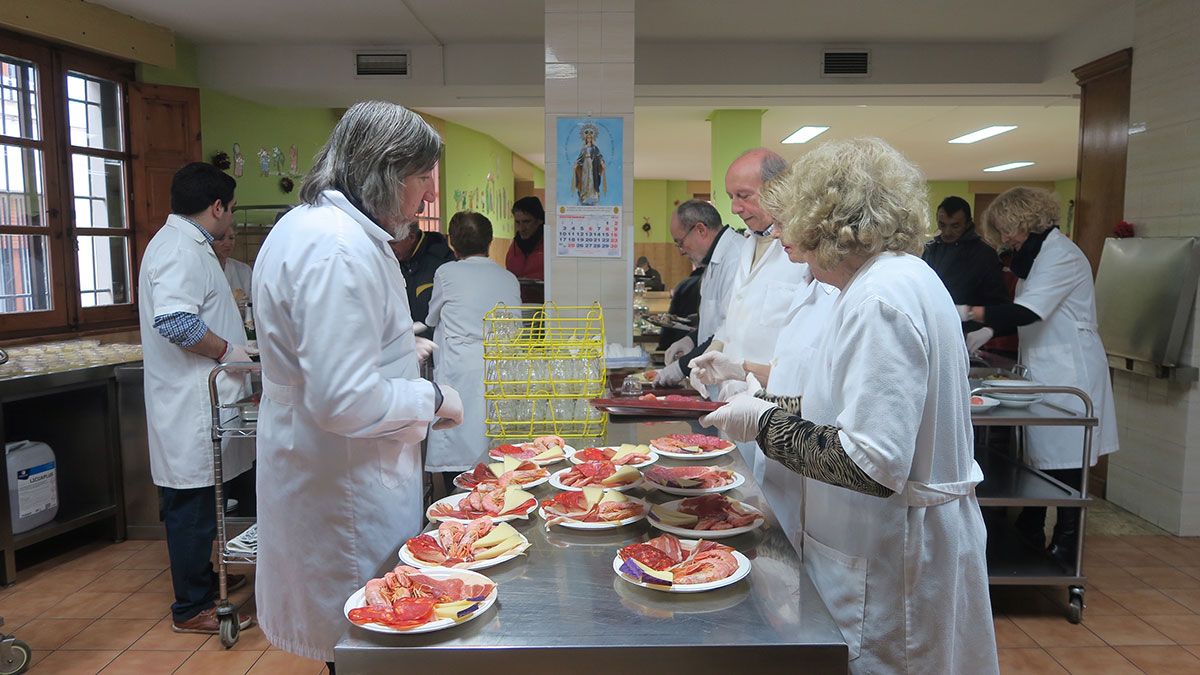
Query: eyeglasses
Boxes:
[{"xmin": 673, "ymin": 222, "xmax": 699, "ymax": 249}]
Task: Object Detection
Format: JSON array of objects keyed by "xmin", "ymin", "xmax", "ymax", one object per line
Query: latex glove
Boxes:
[
  {"xmin": 412, "ymin": 322, "xmax": 429, "ymax": 336},
  {"xmin": 966, "ymin": 326, "xmax": 994, "ymax": 354},
  {"xmin": 688, "ymin": 367, "xmax": 711, "ymax": 399},
  {"xmin": 699, "ymin": 393, "xmax": 778, "ymax": 443},
  {"xmin": 433, "ymin": 385, "xmax": 464, "ymax": 430},
  {"xmin": 654, "ymin": 360, "xmax": 685, "ymax": 387},
  {"xmin": 718, "ymin": 373, "xmax": 764, "ymax": 402},
  {"xmin": 219, "ymin": 342, "xmax": 252, "ymax": 363},
  {"xmin": 664, "ymin": 335, "xmax": 694, "ymax": 364},
  {"xmin": 955, "ymin": 305, "xmax": 972, "ymax": 322},
  {"xmin": 415, "ymin": 336, "xmax": 437, "ymax": 362},
  {"xmin": 689, "ymin": 351, "xmax": 746, "ymax": 386}
]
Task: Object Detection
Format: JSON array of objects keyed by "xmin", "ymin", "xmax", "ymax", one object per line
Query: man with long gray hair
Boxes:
[{"xmin": 251, "ymin": 101, "xmax": 464, "ymax": 667}]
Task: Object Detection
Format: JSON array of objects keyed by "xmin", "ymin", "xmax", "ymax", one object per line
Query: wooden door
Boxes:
[{"xmin": 127, "ymin": 83, "xmax": 201, "ymax": 266}]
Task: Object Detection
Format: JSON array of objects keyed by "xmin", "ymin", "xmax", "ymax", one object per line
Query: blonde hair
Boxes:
[
  {"xmin": 980, "ymin": 187, "xmax": 1060, "ymax": 248},
  {"xmin": 761, "ymin": 137, "xmax": 928, "ymax": 269}
]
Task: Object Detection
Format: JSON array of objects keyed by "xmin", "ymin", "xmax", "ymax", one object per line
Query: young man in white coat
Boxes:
[
  {"xmin": 425, "ymin": 211, "xmax": 521, "ymax": 489},
  {"xmin": 137, "ymin": 162, "xmax": 255, "ymax": 633},
  {"xmin": 251, "ymin": 102, "xmax": 464, "ymax": 669}
]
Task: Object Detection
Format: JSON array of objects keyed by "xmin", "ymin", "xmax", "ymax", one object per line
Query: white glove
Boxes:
[
  {"xmin": 415, "ymin": 336, "xmax": 437, "ymax": 362},
  {"xmin": 955, "ymin": 305, "xmax": 972, "ymax": 322},
  {"xmin": 689, "ymin": 351, "xmax": 746, "ymax": 386},
  {"xmin": 433, "ymin": 385, "xmax": 464, "ymax": 430},
  {"xmin": 219, "ymin": 342, "xmax": 252, "ymax": 363},
  {"xmin": 413, "ymin": 322, "xmax": 429, "ymax": 336},
  {"xmin": 717, "ymin": 373, "xmax": 764, "ymax": 402},
  {"xmin": 664, "ymin": 336, "xmax": 694, "ymax": 364},
  {"xmin": 654, "ymin": 360, "xmax": 685, "ymax": 387},
  {"xmin": 966, "ymin": 327, "xmax": 994, "ymax": 354},
  {"xmin": 688, "ymin": 367, "xmax": 711, "ymax": 399},
  {"xmin": 699, "ymin": 393, "xmax": 778, "ymax": 443}
]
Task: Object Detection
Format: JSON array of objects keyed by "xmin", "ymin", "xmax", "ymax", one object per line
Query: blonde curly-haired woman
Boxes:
[{"xmin": 702, "ymin": 137, "xmax": 997, "ymax": 674}]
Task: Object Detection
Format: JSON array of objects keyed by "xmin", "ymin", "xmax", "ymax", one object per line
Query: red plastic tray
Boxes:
[{"xmin": 589, "ymin": 396, "xmax": 725, "ymax": 418}]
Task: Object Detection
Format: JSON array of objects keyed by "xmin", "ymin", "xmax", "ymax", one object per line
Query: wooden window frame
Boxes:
[{"xmin": 1, "ymin": 29, "xmax": 137, "ymax": 340}]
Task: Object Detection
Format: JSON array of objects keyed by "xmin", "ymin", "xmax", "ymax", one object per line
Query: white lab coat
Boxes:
[
  {"xmin": 697, "ymin": 226, "xmax": 745, "ymax": 345},
  {"xmin": 425, "ymin": 256, "xmax": 522, "ymax": 472},
  {"xmin": 799, "ymin": 253, "xmax": 997, "ymax": 673},
  {"xmin": 1016, "ymin": 228, "xmax": 1118, "ymax": 470},
  {"xmin": 137, "ymin": 215, "xmax": 253, "ymax": 489},
  {"xmin": 222, "ymin": 257, "xmax": 253, "ymax": 306},
  {"xmin": 251, "ymin": 190, "xmax": 438, "ymax": 662},
  {"xmin": 760, "ymin": 271, "xmax": 839, "ymax": 551}
]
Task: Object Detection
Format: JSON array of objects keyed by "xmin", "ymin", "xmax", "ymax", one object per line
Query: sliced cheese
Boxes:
[
  {"xmin": 632, "ymin": 557, "xmax": 674, "ymax": 583},
  {"xmin": 473, "ymin": 534, "xmax": 529, "ymax": 560},
  {"xmin": 434, "ymin": 600, "xmax": 478, "ymax": 619},
  {"xmin": 531, "ymin": 446, "xmax": 563, "ymax": 461},
  {"xmin": 582, "ymin": 487, "xmax": 605, "ymax": 507},
  {"xmin": 473, "ymin": 521, "xmax": 518, "ymax": 549},
  {"xmin": 503, "ymin": 455, "xmax": 521, "ymax": 473},
  {"xmin": 612, "ymin": 443, "xmax": 650, "ymax": 459},
  {"xmin": 500, "ymin": 487, "xmax": 535, "ymax": 514},
  {"xmin": 651, "ymin": 503, "xmax": 699, "ymax": 527},
  {"xmin": 600, "ymin": 490, "xmax": 629, "ymax": 504},
  {"xmin": 601, "ymin": 465, "xmax": 640, "ymax": 486},
  {"xmin": 487, "ymin": 462, "xmax": 505, "ymax": 478}
]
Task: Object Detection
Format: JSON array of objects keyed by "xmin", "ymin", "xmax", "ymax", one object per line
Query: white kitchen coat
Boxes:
[
  {"xmin": 799, "ymin": 253, "xmax": 997, "ymax": 673},
  {"xmin": 697, "ymin": 226, "xmax": 745, "ymax": 346},
  {"xmin": 425, "ymin": 256, "xmax": 521, "ymax": 472},
  {"xmin": 251, "ymin": 190, "xmax": 438, "ymax": 662},
  {"xmin": 760, "ymin": 270, "xmax": 839, "ymax": 551},
  {"xmin": 137, "ymin": 214, "xmax": 253, "ymax": 489},
  {"xmin": 1015, "ymin": 228, "xmax": 1118, "ymax": 470},
  {"xmin": 222, "ymin": 257, "xmax": 253, "ymax": 306}
]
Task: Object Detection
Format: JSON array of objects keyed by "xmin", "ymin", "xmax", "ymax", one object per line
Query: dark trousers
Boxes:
[{"xmin": 161, "ymin": 485, "xmax": 219, "ymax": 622}]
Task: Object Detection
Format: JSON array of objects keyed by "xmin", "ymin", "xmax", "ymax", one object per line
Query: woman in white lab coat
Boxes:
[
  {"xmin": 702, "ymin": 138, "xmax": 997, "ymax": 674},
  {"xmin": 967, "ymin": 187, "xmax": 1118, "ymax": 566},
  {"xmin": 251, "ymin": 102, "xmax": 464, "ymax": 666},
  {"xmin": 425, "ymin": 212, "xmax": 522, "ymax": 483}
]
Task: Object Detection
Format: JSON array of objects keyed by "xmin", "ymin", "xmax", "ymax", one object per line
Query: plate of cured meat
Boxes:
[
  {"xmin": 648, "ymin": 434, "xmax": 736, "ymax": 460},
  {"xmin": 453, "ymin": 456, "xmax": 550, "ymax": 491},
  {"xmin": 568, "ymin": 444, "xmax": 659, "ymax": 469},
  {"xmin": 549, "ymin": 460, "xmax": 643, "ymax": 492},
  {"xmin": 589, "ymin": 396, "xmax": 723, "ymax": 418},
  {"xmin": 539, "ymin": 488, "xmax": 648, "ymax": 529},
  {"xmin": 345, "ymin": 566, "xmax": 498, "ymax": 634},
  {"xmin": 399, "ymin": 518, "xmax": 531, "ymax": 570},
  {"xmin": 613, "ymin": 534, "xmax": 751, "ymax": 593},
  {"xmin": 487, "ymin": 436, "xmax": 573, "ymax": 466},
  {"xmin": 647, "ymin": 495, "xmax": 764, "ymax": 539},
  {"xmin": 426, "ymin": 484, "xmax": 538, "ymax": 523},
  {"xmin": 642, "ymin": 465, "xmax": 743, "ymax": 496}
]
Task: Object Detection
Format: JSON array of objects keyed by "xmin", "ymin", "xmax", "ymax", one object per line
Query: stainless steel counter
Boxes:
[{"xmin": 335, "ymin": 419, "xmax": 848, "ymax": 674}]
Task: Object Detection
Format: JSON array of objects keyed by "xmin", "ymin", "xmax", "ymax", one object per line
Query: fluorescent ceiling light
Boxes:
[
  {"xmin": 983, "ymin": 161, "xmax": 1035, "ymax": 173},
  {"xmin": 948, "ymin": 125, "xmax": 1017, "ymax": 144},
  {"xmin": 781, "ymin": 126, "xmax": 830, "ymax": 144}
]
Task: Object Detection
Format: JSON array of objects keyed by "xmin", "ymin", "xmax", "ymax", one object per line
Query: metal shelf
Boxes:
[
  {"xmin": 986, "ymin": 523, "xmax": 1085, "ymax": 586},
  {"xmin": 12, "ymin": 504, "xmax": 120, "ymax": 548},
  {"xmin": 976, "ymin": 451, "xmax": 1090, "ymax": 507}
]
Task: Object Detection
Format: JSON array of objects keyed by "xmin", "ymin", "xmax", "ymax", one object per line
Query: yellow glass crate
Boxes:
[{"xmin": 483, "ymin": 303, "xmax": 607, "ymax": 439}]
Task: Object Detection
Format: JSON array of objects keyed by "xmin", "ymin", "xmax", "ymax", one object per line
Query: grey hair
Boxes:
[
  {"xmin": 300, "ymin": 101, "xmax": 442, "ymax": 227},
  {"xmin": 734, "ymin": 147, "xmax": 789, "ymax": 184},
  {"xmin": 676, "ymin": 199, "xmax": 722, "ymax": 231}
]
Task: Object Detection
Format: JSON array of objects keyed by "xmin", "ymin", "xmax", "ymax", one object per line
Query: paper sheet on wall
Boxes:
[
  {"xmin": 554, "ymin": 116, "xmax": 623, "ymax": 258},
  {"xmin": 556, "ymin": 205, "xmax": 622, "ymax": 258}
]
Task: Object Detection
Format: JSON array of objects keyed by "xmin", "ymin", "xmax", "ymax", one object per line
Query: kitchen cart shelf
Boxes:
[
  {"xmin": 976, "ymin": 450, "xmax": 1091, "ymax": 508},
  {"xmin": 986, "ymin": 523, "xmax": 1084, "ymax": 586}
]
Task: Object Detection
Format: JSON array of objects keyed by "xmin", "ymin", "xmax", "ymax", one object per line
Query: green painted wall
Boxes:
[
  {"xmin": 633, "ymin": 179, "xmax": 667, "ymax": 244},
  {"xmin": 1055, "ymin": 178, "xmax": 1078, "ymax": 237},
  {"xmin": 533, "ymin": 166, "xmax": 545, "ymax": 190},
  {"xmin": 442, "ymin": 121, "xmax": 515, "ymax": 238},
  {"xmin": 708, "ymin": 109, "xmax": 764, "ymax": 231}
]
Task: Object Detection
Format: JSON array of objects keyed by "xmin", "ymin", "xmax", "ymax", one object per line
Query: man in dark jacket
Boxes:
[
  {"xmin": 390, "ymin": 226, "xmax": 456, "ymax": 332},
  {"xmin": 656, "ymin": 264, "xmax": 703, "ymax": 351},
  {"xmin": 922, "ymin": 196, "xmax": 1009, "ymax": 333}
]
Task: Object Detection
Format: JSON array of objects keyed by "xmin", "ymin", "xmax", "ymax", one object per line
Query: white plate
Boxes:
[
  {"xmin": 646, "ymin": 498, "xmax": 764, "ymax": 539},
  {"xmin": 344, "ymin": 568, "xmax": 497, "ymax": 634},
  {"xmin": 487, "ymin": 444, "xmax": 575, "ymax": 466},
  {"xmin": 538, "ymin": 495, "xmax": 649, "ymax": 530},
  {"xmin": 994, "ymin": 395, "xmax": 1042, "ymax": 408},
  {"xmin": 644, "ymin": 471, "xmax": 744, "ymax": 496},
  {"xmin": 612, "ymin": 543, "xmax": 752, "ymax": 593},
  {"xmin": 970, "ymin": 395, "xmax": 1001, "ymax": 414},
  {"xmin": 397, "ymin": 532, "xmax": 530, "ymax": 570},
  {"xmin": 426, "ymin": 491, "xmax": 537, "ymax": 523},
  {"xmin": 451, "ymin": 470, "xmax": 550, "ymax": 492},
  {"xmin": 568, "ymin": 446, "xmax": 659, "ymax": 469},
  {"xmin": 650, "ymin": 441, "xmax": 736, "ymax": 460},
  {"xmin": 983, "ymin": 378, "xmax": 1039, "ymax": 388},
  {"xmin": 549, "ymin": 467, "xmax": 643, "ymax": 492}
]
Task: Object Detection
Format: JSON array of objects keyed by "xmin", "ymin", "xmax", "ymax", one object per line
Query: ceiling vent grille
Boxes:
[
  {"xmin": 356, "ymin": 52, "xmax": 410, "ymax": 77},
  {"xmin": 822, "ymin": 49, "xmax": 870, "ymax": 77}
]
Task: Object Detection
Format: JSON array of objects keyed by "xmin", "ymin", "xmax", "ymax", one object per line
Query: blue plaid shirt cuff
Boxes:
[{"xmin": 153, "ymin": 312, "xmax": 210, "ymax": 348}]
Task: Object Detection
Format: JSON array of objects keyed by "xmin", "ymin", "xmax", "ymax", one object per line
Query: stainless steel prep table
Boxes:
[{"xmin": 335, "ymin": 419, "xmax": 849, "ymax": 674}]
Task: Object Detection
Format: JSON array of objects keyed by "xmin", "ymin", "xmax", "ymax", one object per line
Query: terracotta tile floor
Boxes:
[{"xmin": 0, "ymin": 500, "xmax": 1197, "ymax": 673}]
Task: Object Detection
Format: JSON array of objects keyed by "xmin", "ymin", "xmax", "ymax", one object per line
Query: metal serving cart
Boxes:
[
  {"xmin": 208, "ymin": 362, "xmax": 262, "ymax": 647},
  {"xmin": 971, "ymin": 382, "xmax": 1096, "ymax": 623}
]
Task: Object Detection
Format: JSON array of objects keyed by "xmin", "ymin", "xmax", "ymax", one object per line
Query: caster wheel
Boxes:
[
  {"xmin": 0, "ymin": 639, "xmax": 31, "ymax": 675},
  {"xmin": 1067, "ymin": 587, "xmax": 1084, "ymax": 624},
  {"xmin": 219, "ymin": 616, "xmax": 239, "ymax": 649}
]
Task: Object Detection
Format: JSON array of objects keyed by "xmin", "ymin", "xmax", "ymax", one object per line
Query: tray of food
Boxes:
[
  {"xmin": 539, "ymin": 488, "xmax": 647, "ymax": 529},
  {"xmin": 427, "ymin": 485, "xmax": 538, "ymax": 523},
  {"xmin": 590, "ymin": 396, "xmax": 723, "ymax": 418},
  {"xmin": 569, "ymin": 444, "xmax": 658, "ymax": 468},
  {"xmin": 453, "ymin": 457, "xmax": 551, "ymax": 490},
  {"xmin": 346, "ymin": 566, "xmax": 497, "ymax": 633},
  {"xmin": 550, "ymin": 461, "xmax": 643, "ymax": 492},
  {"xmin": 399, "ymin": 519, "xmax": 530, "ymax": 569},
  {"xmin": 643, "ymin": 465, "xmax": 743, "ymax": 496},
  {"xmin": 648, "ymin": 495, "xmax": 764, "ymax": 538},
  {"xmin": 648, "ymin": 434, "xmax": 737, "ymax": 459},
  {"xmin": 614, "ymin": 534, "xmax": 750, "ymax": 593},
  {"xmin": 487, "ymin": 436, "xmax": 573, "ymax": 466}
]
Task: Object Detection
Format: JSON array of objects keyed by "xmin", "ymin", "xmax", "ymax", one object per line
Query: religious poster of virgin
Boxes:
[{"xmin": 555, "ymin": 116, "xmax": 624, "ymax": 258}]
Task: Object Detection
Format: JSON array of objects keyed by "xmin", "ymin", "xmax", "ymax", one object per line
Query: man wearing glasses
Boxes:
[{"xmin": 654, "ymin": 199, "xmax": 744, "ymax": 386}]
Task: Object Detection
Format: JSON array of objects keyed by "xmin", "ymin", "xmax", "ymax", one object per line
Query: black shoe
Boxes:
[
  {"xmin": 1014, "ymin": 508, "xmax": 1047, "ymax": 550},
  {"xmin": 1046, "ymin": 507, "xmax": 1080, "ymax": 571}
]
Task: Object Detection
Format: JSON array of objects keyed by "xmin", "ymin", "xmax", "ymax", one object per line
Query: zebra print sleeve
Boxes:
[
  {"xmin": 755, "ymin": 409, "xmax": 895, "ymax": 498},
  {"xmin": 753, "ymin": 391, "xmax": 802, "ymax": 415}
]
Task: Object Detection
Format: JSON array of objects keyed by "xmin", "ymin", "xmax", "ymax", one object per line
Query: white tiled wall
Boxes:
[
  {"xmin": 1108, "ymin": 0, "xmax": 1200, "ymax": 534},
  {"xmin": 544, "ymin": 0, "xmax": 635, "ymax": 344}
]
